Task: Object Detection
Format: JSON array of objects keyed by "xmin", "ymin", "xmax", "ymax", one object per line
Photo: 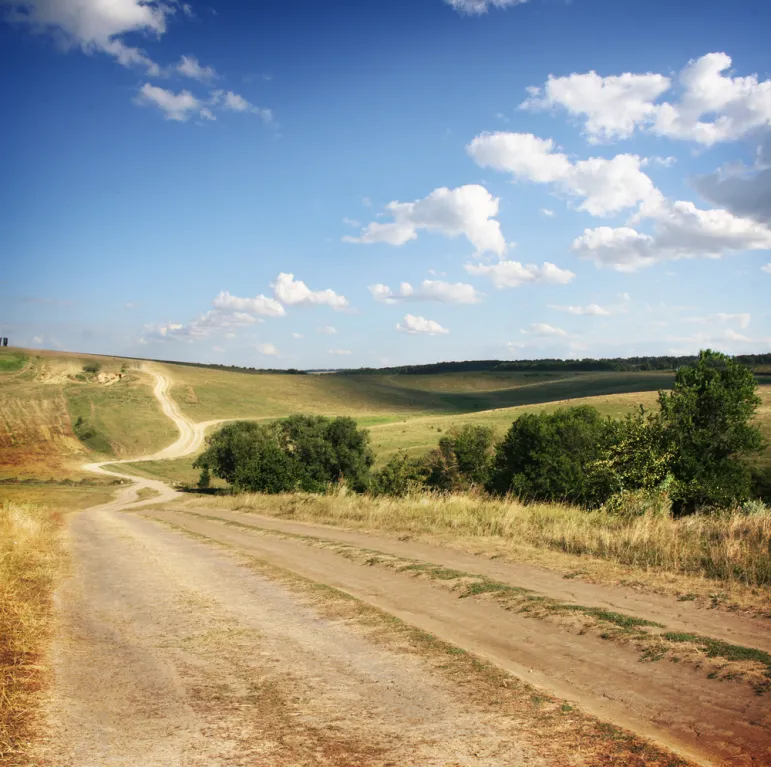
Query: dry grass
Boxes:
[
  {"xmin": 195, "ymin": 491, "xmax": 771, "ymax": 609},
  {"xmin": 0, "ymin": 501, "xmax": 65, "ymax": 765}
]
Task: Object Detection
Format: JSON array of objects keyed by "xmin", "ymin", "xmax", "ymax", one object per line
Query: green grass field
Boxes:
[
  {"xmin": 2, "ymin": 346, "xmax": 769, "ymax": 486},
  {"xmin": 159, "ymin": 362, "xmax": 675, "ymax": 421}
]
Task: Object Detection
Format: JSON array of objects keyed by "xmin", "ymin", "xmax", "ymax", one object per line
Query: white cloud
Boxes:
[
  {"xmin": 342, "ymin": 216, "xmax": 360, "ymax": 228},
  {"xmin": 549, "ymin": 303, "xmax": 611, "ymax": 316},
  {"xmin": 211, "ymin": 90, "xmax": 273, "ymax": 123},
  {"xmin": 3, "ymin": 0, "xmax": 169, "ymax": 73},
  {"xmin": 540, "ymin": 208, "xmax": 555, "ymax": 217},
  {"xmin": 521, "ymin": 52, "xmax": 771, "ymax": 146},
  {"xmin": 328, "ymin": 349, "xmax": 353, "ymax": 356},
  {"xmin": 762, "ymin": 263, "xmax": 771, "ymax": 274},
  {"xmin": 573, "ymin": 196, "xmax": 771, "ymax": 271},
  {"xmin": 176, "ymin": 55, "xmax": 217, "ymax": 82},
  {"xmin": 522, "ymin": 71, "xmax": 670, "ymax": 143},
  {"xmin": 317, "ymin": 325, "xmax": 337, "ymax": 335},
  {"xmin": 271, "ymin": 273, "xmax": 349, "ymax": 309},
  {"xmin": 256, "ymin": 343, "xmax": 278, "ymax": 356},
  {"xmin": 369, "ymin": 280, "xmax": 482, "ymax": 305},
  {"xmin": 396, "ymin": 314, "xmax": 449, "ymax": 335},
  {"xmin": 291, "ymin": 332, "xmax": 304, "ymax": 339},
  {"xmin": 445, "ymin": 0, "xmax": 527, "ymax": 14},
  {"xmin": 144, "ymin": 309, "xmax": 260, "ymax": 343},
  {"xmin": 136, "ymin": 84, "xmax": 205, "ymax": 122},
  {"xmin": 684, "ymin": 313, "xmax": 751, "ymax": 330},
  {"xmin": 465, "ymin": 259, "xmax": 575, "ymax": 289},
  {"xmin": 212, "ymin": 290, "xmax": 286, "ymax": 317},
  {"xmin": 344, "ymin": 185, "xmax": 506, "ymax": 256},
  {"xmin": 523, "ymin": 322, "xmax": 568, "ymax": 337},
  {"xmin": 467, "ymin": 132, "xmax": 657, "ymax": 216}
]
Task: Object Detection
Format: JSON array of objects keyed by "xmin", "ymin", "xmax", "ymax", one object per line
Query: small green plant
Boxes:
[{"xmin": 82, "ymin": 362, "xmax": 101, "ymax": 375}]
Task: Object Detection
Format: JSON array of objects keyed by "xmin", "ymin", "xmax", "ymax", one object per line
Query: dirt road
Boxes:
[{"xmin": 34, "ymin": 366, "xmax": 770, "ymax": 765}]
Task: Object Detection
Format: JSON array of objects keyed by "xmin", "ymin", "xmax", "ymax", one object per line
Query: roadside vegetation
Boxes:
[
  {"xmin": 191, "ymin": 351, "xmax": 771, "ymax": 593},
  {"xmin": 0, "ymin": 501, "xmax": 65, "ymax": 764}
]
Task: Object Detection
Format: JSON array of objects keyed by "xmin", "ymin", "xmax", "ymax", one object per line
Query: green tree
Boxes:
[
  {"xmin": 195, "ymin": 416, "xmax": 374, "ymax": 494},
  {"xmin": 370, "ymin": 452, "xmax": 425, "ymax": 497},
  {"xmin": 422, "ymin": 425, "xmax": 495, "ymax": 491},
  {"xmin": 659, "ymin": 349, "xmax": 764, "ymax": 514},
  {"xmin": 487, "ymin": 406, "xmax": 616, "ymax": 506}
]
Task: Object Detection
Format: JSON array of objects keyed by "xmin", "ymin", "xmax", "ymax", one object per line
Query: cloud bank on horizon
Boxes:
[{"xmin": 2, "ymin": 0, "xmax": 770, "ymax": 366}]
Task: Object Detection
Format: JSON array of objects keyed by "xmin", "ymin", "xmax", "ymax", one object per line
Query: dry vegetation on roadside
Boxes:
[
  {"xmin": 192, "ymin": 491, "xmax": 771, "ymax": 611},
  {"xmin": 0, "ymin": 501, "xmax": 65, "ymax": 765}
]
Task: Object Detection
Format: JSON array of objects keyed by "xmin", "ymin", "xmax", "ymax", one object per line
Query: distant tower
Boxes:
[{"xmin": 2, "ymin": 338, "xmax": 7, "ymax": 347}]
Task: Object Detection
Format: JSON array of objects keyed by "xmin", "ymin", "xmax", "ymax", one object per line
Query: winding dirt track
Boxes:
[{"xmin": 35, "ymin": 366, "xmax": 771, "ymax": 766}]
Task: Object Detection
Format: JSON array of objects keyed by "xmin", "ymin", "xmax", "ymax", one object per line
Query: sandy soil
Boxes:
[{"xmin": 33, "ymin": 508, "xmax": 546, "ymax": 766}]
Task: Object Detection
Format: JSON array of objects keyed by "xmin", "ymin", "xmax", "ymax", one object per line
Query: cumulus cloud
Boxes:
[
  {"xmin": 317, "ymin": 325, "xmax": 337, "ymax": 335},
  {"xmin": 3, "ymin": 0, "xmax": 170, "ymax": 73},
  {"xmin": 213, "ymin": 290, "xmax": 286, "ymax": 317},
  {"xmin": 256, "ymin": 343, "xmax": 278, "ymax": 356},
  {"xmin": 272, "ymin": 273, "xmax": 349, "ymax": 309},
  {"xmin": 523, "ymin": 322, "xmax": 568, "ymax": 337},
  {"xmin": 521, "ymin": 52, "xmax": 771, "ymax": 146},
  {"xmin": 445, "ymin": 0, "xmax": 527, "ymax": 13},
  {"xmin": 291, "ymin": 332, "xmax": 304, "ymax": 339},
  {"xmin": 467, "ymin": 132, "xmax": 657, "ymax": 216},
  {"xmin": 144, "ymin": 309, "xmax": 260, "ymax": 343},
  {"xmin": 176, "ymin": 54, "xmax": 217, "ymax": 82},
  {"xmin": 573, "ymin": 196, "xmax": 771, "ymax": 271},
  {"xmin": 540, "ymin": 208, "xmax": 555, "ymax": 217},
  {"xmin": 763, "ymin": 263, "xmax": 771, "ymax": 274},
  {"xmin": 396, "ymin": 314, "xmax": 450, "ymax": 335},
  {"xmin": 211, "ymin": 90, "xmax": 273, "ymax": 123},
  {"xmin": 136, "ymin": 84, "xmax": 206, "ymax": 122},
  {"xmin": 464, "ymin": 259, "xmax": 575, "ymax": 289},
  {"xmin": 344, "ymin": 185, "xmax": 506, "ymax": 256},
  {"xmin": 369, "ymin": 280, "xmax": 482, "ymax": 305}
]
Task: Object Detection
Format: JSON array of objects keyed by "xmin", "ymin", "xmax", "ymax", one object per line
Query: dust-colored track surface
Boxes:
[
  {"xmin": 34, "ymin": 509, "xmax": 548, "ymax": 766},
  {"xmin": 140, "ymin": 507, "xmax": 771, "ymax": 767},
  {"xmin": 36, "ymin": 365, "xmax": 769, "ymax": 765}
]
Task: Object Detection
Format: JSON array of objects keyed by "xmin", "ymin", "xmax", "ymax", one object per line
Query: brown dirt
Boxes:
[
  {"xmin": 33, "ymin": 508, "xmax": 554, "ymax": 766},
  {"xmin": 174, "ymin": 506, "xmax": 771, "ymax": 653},
  {"xmin": 139, "ymin": 507, "xmax": 771, "ymax": 767}
]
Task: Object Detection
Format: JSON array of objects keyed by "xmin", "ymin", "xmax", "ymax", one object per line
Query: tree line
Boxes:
[{"xmin": 195, "ymin": 351, "xmax": 768, "ymax": 515}]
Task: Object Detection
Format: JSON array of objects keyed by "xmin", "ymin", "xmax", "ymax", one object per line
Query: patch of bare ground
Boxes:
[
  {"xmin": 142, "ymin": 507, "xmax": 771, "ymax": 766},
  {"xmin": 36, "ymin": 507, "xmax": 690, "ymax": 767},
  {"xmin": 180, "ymin": 493, "xmax": 771, "ymax": 617},
  {"xmin": 156, "ymin": 508, "xmax": 771, "ymax": 693}
]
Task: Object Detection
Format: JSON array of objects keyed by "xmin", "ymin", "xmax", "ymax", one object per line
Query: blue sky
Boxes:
[{"xmin": 2, "ymin": 0, "xmax": 770, "ymax": 368}]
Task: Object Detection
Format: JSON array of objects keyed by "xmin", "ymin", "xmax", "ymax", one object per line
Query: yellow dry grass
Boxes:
[
  {"xmin": 0, "ymin": 501, "xmax": 65, "ymax": 764},
  {"xmin": 194, "ymin": 491, "xmax": 771, "ymax": 610}
]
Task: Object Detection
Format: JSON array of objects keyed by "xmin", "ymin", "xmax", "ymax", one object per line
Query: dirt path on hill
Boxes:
[{"xmin": 40, "ymin": 365, "xmax": 767, "ymax": 765}]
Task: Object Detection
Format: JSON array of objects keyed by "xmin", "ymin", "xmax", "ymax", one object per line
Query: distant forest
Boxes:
[
  {"xmin": 138, "ymin": 353, "xmax": 771, "ymax": 376},
  {"xmin": 337, "ymin": 354, "xmax": 771, "ymax": 375}
]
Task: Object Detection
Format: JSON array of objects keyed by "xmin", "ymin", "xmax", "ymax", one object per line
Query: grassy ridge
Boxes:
[
  {"xmin": 0, "ymin": 349, "xmax": 176, "ymax": 478},
  {"xmin": 160, "ymin": 362, "xmax": 675, "ymax": 421}
]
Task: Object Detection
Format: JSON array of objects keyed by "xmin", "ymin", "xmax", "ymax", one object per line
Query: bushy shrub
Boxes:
[
  {"xmin": 422, "ymin": 425, "xmax": 495, "ymax": 492},
  {"xmin": 487, "ymin": 406, "xmax": 616, "ymax": 506},
  {"xmin": 195, "ymin": 415, "xmax": 374, "ymax": 494},
  {"xmin": 82, "ymin": 362, "xmax": 101, "ymax": 374},
  {"xmin": 370, "ymin": 452, "xmax": 425, "ymax": 497}
]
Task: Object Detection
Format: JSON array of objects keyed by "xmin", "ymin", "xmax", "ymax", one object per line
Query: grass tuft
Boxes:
[{"xmin": 0, "ymin": 501, "xmax": 65, "ymax": 764}]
